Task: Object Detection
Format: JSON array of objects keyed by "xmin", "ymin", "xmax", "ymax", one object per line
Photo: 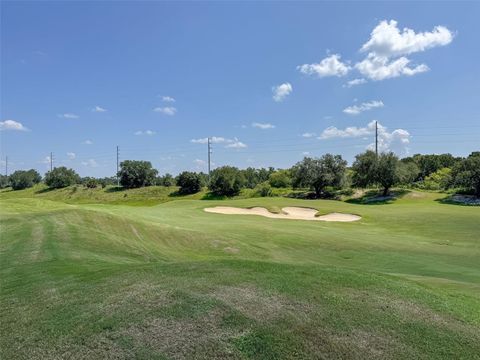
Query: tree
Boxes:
[
  {"xmin": 45, "ymin": 167, "xmax": 80, "ymax": 189},
  {"xmin": 352, "ymin": 151, "xmax": 400, "ymax": 196},
  {"xmin": 396, "ymin": 161, "xmax": 420, "ymax": 186},
  {"xmin": 157, "ymin": 173, "xmax": 175, "ymax": 187},
  {"xmin": 352, "ymin": 150, "xmax": 377, "ymax": 188},
  {"xmin": 9, "ymin": 169, "xmax": 41, "ymax": 190},
  {"xmin": 208, "ymin": 166, "xmax": 246, "ymax": 196},
  {"xmin": 452, "ymin": 152, "xmax": 480, "ymax": 197},
  {"xmin": 176, "ymin": 171, "xmax": 202, "ymax": 194},
  {"xmin": 118, "ymin": 160, "xmax": 158, "ymax": 189},
  {"xmin": 268, "ymin": 170, "xmax": 291, "ymax": 188},
  {"xmin": 0, "ymin": 174, "xmax": 9, "ymax": 188},
  {"xmin": 402, "ymin": 153, "xmax": 460, "ymax": 180},
  {"xmin": 421, "ymin": 168, "xmax": 452, "ymax": 190},
  {"xmin": 291, "ymin": 154, "xmax": 347, "ymax": 197}
]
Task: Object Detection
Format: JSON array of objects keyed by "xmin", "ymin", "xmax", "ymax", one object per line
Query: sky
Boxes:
[{"xmin": 1, "ymin": 1, "xmax": 479, "ymax": 177}]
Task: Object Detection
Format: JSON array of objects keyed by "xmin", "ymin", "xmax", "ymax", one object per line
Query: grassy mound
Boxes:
[{"xmin": 1, "ymin": 191, "xmax": 479, "ymax": 358}]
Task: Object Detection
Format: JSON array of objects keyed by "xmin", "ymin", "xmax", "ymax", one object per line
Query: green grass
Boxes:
[{"xmin": 1, "ymin": 187, "xmax": 479, "ymax": 359}]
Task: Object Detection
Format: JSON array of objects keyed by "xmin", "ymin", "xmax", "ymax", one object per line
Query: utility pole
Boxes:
[
  {"xmin": 207, "ymin": 137, "xmax": 212, "ymax": 177},
  {"xmin": 116, "ymin": 145, "xmax": 120, "ymax": 186},
  {"xmin": 375, "ymin": 121, "xmax": 378, "ymax": 157},
  {"xmin": 5, "ymin": 156, "xmax": 8, "ymax": 176},
  {"xmin": 50, "ymin": 152, "xmax": 54, "ymax": 171}
]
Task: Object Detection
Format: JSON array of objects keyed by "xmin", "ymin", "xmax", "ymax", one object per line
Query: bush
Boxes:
[
  {"xmin": 419, "ymin": 168, "xmax": 452, "ymax": 190},
  {"xmin": 176, "ymin": 171, "xmax": 202, "ymax": 194},
  {"xmin": 157, "ymin": 173, "xmax": 175, "ymax": 187},
  {"xmin": 45, "ymin": 167, "xmax": 80, "ymax": 189},
  {"xmin": 9, "ymin": 169, "xmax": 41, "ymax": 190},
  {"xmin": 254, "ymin": 182, "xmax": 273, "ymax": 197},
  {"xmin": 83, "ymin": 178, "xmax": 99, "ymax": 189},
  {"xmin": 209, "ymin": 166, "xmax": 246, "ymax": 196},
  {"xmin": 268, "ymin": 170, "xmax": 291, "ymax": 188},
  {"xmin": 0, "ymin": 174, "xmax": 9, "ymax": 188},
  {"xmin": 118, "ymin": 160, "xmax": 158, "ymax": 189}
]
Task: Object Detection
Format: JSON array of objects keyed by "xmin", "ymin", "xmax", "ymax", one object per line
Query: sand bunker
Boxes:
[{"xmin": 204, "ymin": 206, "xmax": 361, "ymax": 222}]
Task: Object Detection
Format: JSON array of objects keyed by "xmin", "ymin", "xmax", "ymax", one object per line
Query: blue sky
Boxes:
[{"xmin": 1, "ymin": 1, "xmax": 479, "ymax": 177}]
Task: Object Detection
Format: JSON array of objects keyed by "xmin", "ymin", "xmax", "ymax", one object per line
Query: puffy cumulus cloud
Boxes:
[
  {"xmin": 134, "ymin": 130, "xmax": 156, "ymax": 136},
  {"xmin": 252, "ymin": 122, "xmax": 275, "ymax": 129},
  {"xmin": 360, "ymin": 20, "xmax": 453, "ymax": 58},
  {"xmin": 343, "ymin": 100, "xmax": 384, "ymax": 115},
  {"xmin": 67, "ymin": 152, "xmax": 76, "ymax": 160},
  {"xmin": 272, "ymin": 83, "xmax": 292, "ymax": 102},
  {"xmin": 92, "ymin": 106, "xmax": 107, "ymax": 112},
  {"xmin": 225, "ymin": 139, "xmax": 247, "ymax": 149},
  {"xmin": 344, "ymin": 78, "xmax": 367, "ymax": 88},
  {"xmin": 0, "ymin": 119, "xmax": 29, "ymax": 131},
  {"xmin": 355, "ymin": 54, "xmax": 429, "ymax": 81},
  {"xmin": 153, "ymin": 106, "xmax": 177, "ymax": 116},
  {"xmin": 319, "ymin": 120, "xmax": 410, "ymax": 155},
  {"xmin": 297, "ymin": 54, "xmax": 350, "ymax": 78},
  {"xmin": 58, "ymin": 113, "xmax": 79, "ymax": 119},
  {"xmin": 356, "ymin": 20, "xmax": 453, "ymax": 81}
]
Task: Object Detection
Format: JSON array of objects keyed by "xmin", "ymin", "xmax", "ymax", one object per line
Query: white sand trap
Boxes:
[{"xmin": 204, "ymin": 206, "xmax": 361, "ymax": 222}]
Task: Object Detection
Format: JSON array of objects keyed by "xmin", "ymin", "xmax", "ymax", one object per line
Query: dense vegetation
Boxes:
[{"xmin": 1, "ymin": 152, "xmax": 479, "ymax": 200}]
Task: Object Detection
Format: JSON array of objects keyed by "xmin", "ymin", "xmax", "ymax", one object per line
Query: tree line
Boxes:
[{"xmin": 1, "ymin": 151, "xmax": 479, "ymax": 198}]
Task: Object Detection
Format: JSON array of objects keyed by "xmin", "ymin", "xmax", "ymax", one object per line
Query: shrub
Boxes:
[
  {"xmin": 209, "ymin": 166, "xmax": 246, "ymax": 196},
  {"xmin": 118, "ymin": 160, "xmax": 158, "ymax": 189},
  {"xmin": 84, "ymin": 178, "xmax": 99, "ymax": 189},
  {"xmin": 9, "ymin": 169, "xmax": 41, "ymax": 190},
  {"xmin": 420, "ymin": 168, "xmax": 452, "ymax": 190},
  {"xmin": 176, "ymin": 171, "xmax": 202, "ymax": 194},
  {"xmin": 158, "ymin": 173, "xmax": 175, "ymax": 187},
  {"xmin": 268, "ymin": 170, "xmax": 291, "ymax": 188},
  {"xmin": 45, "ymin": 167, "xmax": 80, "ymax": 189},
  {"xmin": 255, "ymin": 182, "xmax": 273, "ymax": 197},
  {"xmin": 0, "ymin": 174, "xmax": 10, "ymax": 188}
]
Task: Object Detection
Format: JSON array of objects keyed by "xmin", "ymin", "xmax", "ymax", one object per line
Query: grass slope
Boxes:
[{"xmin": 1, "ymin": 189, "xmax": 479, "ymax": 359}]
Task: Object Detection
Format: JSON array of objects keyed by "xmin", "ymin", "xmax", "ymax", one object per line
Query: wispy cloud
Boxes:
[
  {"xmin": 301, "ymin": 132, "xmax": 316, "ymax": 138},
  {"xmin": 0, "ymin": 120, "xmax": 29, "ymax": 131},
  {"xmin": 252, "ymin": 122, "xmax": 275, "ymax": 129},
  {"xmin": 67, "ymin": 152, "xmax": 76, "ymax": 160},
  {"xmin": 58, "ymin": 113, "xmax": 79, "ymax": 119},
  {"xmin": 92, "ymin": 105, "xmax": 107, "ymax": 112},
  {"xmin": 161, "ymin": 96, "xmax": 176, "ymax": 102},
  {"xmin": 343, "ymin": 78, "xmax": 367, "ymax": 88},
  {"xmin": 272, "ymin": 82, "xmax": 292, "ymax": 102},
  {"xmin": 134, "ymin": 130, "xmax": 156, "ymax": 136},
  {"xmin": 82, "ymin": 140, "xmax": 93, "ymax": 145},
  {"xmin": 153, "ymin": 107, "xmax": 177, "ymax": 116},
  {"xmin": 191, "ymin": 136, "xmax": 247, "ymax": 148},
  {"xmin": 343, "ymin": 100, "xmax": 384, "ymax": 115},
  {"xmin": 81, "ymin": 159, "xmax": 98, "ymax": 167}
]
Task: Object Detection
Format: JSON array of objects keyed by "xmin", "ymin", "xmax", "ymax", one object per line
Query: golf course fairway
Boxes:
[{"xmin": 1, "ymin": 189, "xmax": 479, "ymax": 359}]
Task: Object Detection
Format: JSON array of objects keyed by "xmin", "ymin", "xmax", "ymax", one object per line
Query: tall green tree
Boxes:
[
  {"xmin": 209, "ymin": 166, "xmax": 246, "ymax": 196},
  {"xmin": 291, "ymin": 154, "xmax": 347, "ymax": 197},
  {"xmin": 452, "ymin": 152, "xmax": 480, "ymax": 197},
  {"xmin": 9, "ymin": 169, "xmax": 41, "ymax": 190},
  {"xmin": 118, "ymin": 160, "xmax": 158, "ymax": 189},
  {"xmin": 176, "ymin": 171, "xmax": 202, "ymax": 194},
  {"xmin": 45, "ymin": 167, "xmax": 80, "ymax": 189}
]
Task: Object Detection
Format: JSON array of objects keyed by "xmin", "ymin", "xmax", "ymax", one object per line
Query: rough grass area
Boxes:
[{"xmin": 0, "ymin": 190, "xmax": 479, "ymax": 359}]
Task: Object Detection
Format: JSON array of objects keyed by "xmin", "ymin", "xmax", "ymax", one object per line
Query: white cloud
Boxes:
[
  {"xmin": 343, "ymin": 100, "xmax": 384, "ymax": 115},
  {"xmin": 58, "ymin": 113, "xmax": 79, "ymax": 119},
  {"xmin": 252, "ymin": 122, "xmax": 275, "ymax": 129},
  {"xmin": 81, "ymin": 159, "xmax": 98, "ymax": 167},
  {"xmin": 225, "ymin": 139, "xmax": 247, "ymax": 149},
  {"xmin": 355, "ymin": 20, "xmax": 453, "ymax": 81},
  {"xmin": 92, "ymin": 106, "xmax": 107, "ymax": 112},
  {"xmin": 67, "ymin": 152, "xmax": 76, "ymax": 160},
  {"xmin": 134, "ymin": 130, "xmax": 156, "ymax": 136},
  {"xmin": 194, "ymin": 159, "xmax": 206, "ymax": 167},
  {"xmin": 39, "ymin": 156, "xmax": 51, "ymax": 164},
  {"xmin": 83, "ymin": 140, "xmax": 93, "ymax": 145},
  {"xmin": 302, "ymin": 151, "xmax": 310, "ymax": 156},
  {"xmin": 272, "ymin": 82, "xmax": 292, "ymax": 102},
  {"xmin": 161, "ymin": 96, "xmax": 176, "ymax": 102},
  {"xmin": 344, "ymin": 78, "xmax": 367, "ymax": 88},
  {"xmin": 360, "ymin": 20, "xmax": 453, "ymax": 58},
  {"xmin": 301, "ymin": 132, "xmax": 316, "ymax": 138},
  {"xmin": 355, "ymin": 54, "xmax": 429, "ymax": 81},
  {"xmin": 0, "ymin": 120, "xmax": 29, "ymax": 131},
  {"xmin": 319, "ymin": 120, "xmax": 410, "ymax": 154},
  {"xmin": 297, "ymin": 54, "xmax": 350, "ymax": 78},
  {"xmin": 153, "ymin": 106, "xmax": 177, "ymax": 116}
]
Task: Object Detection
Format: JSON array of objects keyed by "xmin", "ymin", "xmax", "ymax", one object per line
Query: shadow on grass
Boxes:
[
  {"xmin": 104, "ymin": 186, "xmax": 125, "ymax": 193},
  {"xmin": 201, "ymin": 192, "xmax": 228, "ymax": 200},
  {"xmin": 346, "ymin": 189, "xmax": 410, "ymax": 205},
  {"xmin": 35, "ymin": 187, "xmax": 57, "ymax": 194},
  {"xmin": 436, "ymin": 194, "xmax": 480, "ymax": 207}
]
